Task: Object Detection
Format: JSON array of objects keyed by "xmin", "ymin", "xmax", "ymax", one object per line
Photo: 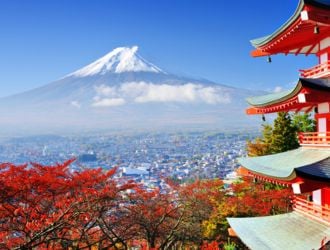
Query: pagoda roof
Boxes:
[
  {"xmin": 247, "ymin": 89, "xmax": 295, "ymax": 107},
  {"xmin": 251, "ymin": 0, "xmax": 330, "ymax": 57},
  {"xmin": 238, "ymin": 147, "xmax": 330, "ymax": 181},
  {"xmin": 227, "ymin": 212, "xmax": 330, "ymax": 250},
  {"xmin": 246, "ymin": 78, "xmax": 330, "ymax": 114},
  {"xmin": 296, "ymin": 157, "xmax": 330, "ymax": 181}
]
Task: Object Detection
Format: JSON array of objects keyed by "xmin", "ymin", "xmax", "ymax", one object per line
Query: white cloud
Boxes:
[
  {"xmin": 92, "ymin": 98, "xmax": 126, "ymax": 107},
  {"xmin": 289, "ymin": 79, "xmax": 298, "ymax": 86},
  {"xmin": 71, "ymin": 101, "xmax": 81, "ymax": 108},
  {"xmin": 197, "ymin": 86, "xmax": 225, "ymax": 104},
  {"xmin": 124, "ymin": 82, "xmax": 196, "ymax": 103},
  {"xmin": 273, "ymin": 86, "xmax": 283, "ymax": 93},
  {"xmin": 92, "ymin": 82, "xmax": 231, "ymax": 107},
  {"xmin": 94, "ymin": 85, "xmax": 117, "ymax": 97},
  {"xmin": 272, "ymin": 80, "xmax": 298, "ymax": 93},
  {"xmin": 129, "ymin": 82, "xmax": 229, "ymax": 104}
]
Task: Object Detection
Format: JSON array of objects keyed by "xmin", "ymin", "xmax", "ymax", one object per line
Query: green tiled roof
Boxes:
[
  {"xmin": 238, "ymin": 148, "xmax": 330, "ymax": 180},
  {"xmin": 246, "ymin": 88, "xmax": 294, "ymax": 107},
  {"xmin": 250, "ymin": 0, "xmax": 304, "ymax": 48},
  {"xmin": 251, "ymin": 0, "xmax": 330, "ymax": 48},
  {"xmin": 246, "ymin": 78, "xmax": 330, "ymax": 107},
  {"xmin": 228, "ymin": 212, "xmax": 330, "ymax": 250}
]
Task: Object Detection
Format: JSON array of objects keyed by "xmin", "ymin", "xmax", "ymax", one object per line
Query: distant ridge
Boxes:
[{"xmin": 0, "ymin": 46, "xmax": 263, "ymax": 135}]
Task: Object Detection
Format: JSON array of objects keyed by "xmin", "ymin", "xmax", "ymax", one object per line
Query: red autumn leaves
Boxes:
[{"xmin": 0, "ymin": 161, "xmax": 291, "ymax": 249}]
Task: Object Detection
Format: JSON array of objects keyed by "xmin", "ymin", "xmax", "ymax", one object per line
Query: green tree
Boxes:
[
  {"xmin": 246, "ymin": 124, "xmax": 273, "ymax": 157},
  {"xmin": 292, "ymin": 112, "xmax": 316, "ymax": 132},
  {"xmin": 247, "ymin": 112, "xmax": 300, "ymax": 156},
  {"xmin": 271, "ymin": 112, "xmax": 299, "ymax": 153}
]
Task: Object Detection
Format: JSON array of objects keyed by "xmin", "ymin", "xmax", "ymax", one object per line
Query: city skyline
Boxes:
[{"xmin": 0, "ymin": 0, "xmax": 316, "ymax": 98}]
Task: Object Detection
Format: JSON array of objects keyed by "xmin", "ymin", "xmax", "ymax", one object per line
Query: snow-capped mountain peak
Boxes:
[{"xmin": 69, "ymin": 46, "xmax": 164, "ymax": 77}]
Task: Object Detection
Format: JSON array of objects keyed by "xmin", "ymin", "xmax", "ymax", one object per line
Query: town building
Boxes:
[{"xmin": 227, "ymin": 0, "xmax": 330, "ymax": 249}]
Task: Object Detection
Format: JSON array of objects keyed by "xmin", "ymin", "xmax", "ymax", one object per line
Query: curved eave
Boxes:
[
  {"xmin": 247, "ymin": 168, "xmax": 297, "ymax": 182},
  {"xmin": 250, "ymin": 0, "xmax": 305, "ymax": 48},
  {"xmin": 251, "ymin": 26, "xmax": 330, "ymax": 57},
  {"xmin": 238, "ymin": 148, "xmax": 330, "ymax": 181},
  {"xmin": 246, "ymin": 86, "xmax": 300, "ymax": 107},
  {"xmin": 250, "ymin": 0, "xmax": 330, "ymax": 57},
  {"xmin": 228, "ymin": 212, "xmax": 330, "ymax": 250},
  {"xmin": 246, "ymin": 78, "xmax": 330, "ymax": 115}
]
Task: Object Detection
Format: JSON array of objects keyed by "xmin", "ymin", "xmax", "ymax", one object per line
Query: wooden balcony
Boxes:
[
  {"xmin": 299, "ymin": 61, "xmax": 330, "ymax": 78},
  {"xmin": 293, "ymin": 196, "xmax": 330, "ymax": 225},
  {"xmin": 298, "ymin": 132, "xmax": 330, "ymax": 147}
]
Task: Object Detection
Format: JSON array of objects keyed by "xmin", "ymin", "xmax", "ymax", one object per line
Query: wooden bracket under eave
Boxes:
[{"xmin": 250, "ymin": 49, "xmax": 271, "ymax": 57}]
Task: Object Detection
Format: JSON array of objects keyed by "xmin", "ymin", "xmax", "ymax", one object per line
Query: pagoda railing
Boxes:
[
  {"xmin": 293, "ymin": 196, "xmax": 330, "ymax": 225},
  {"xmin": 298, "ymin": 132, "xmax": 330, "ymax": 146},
  {"xmin": 299, "ymin": 61, "xmax": 330, "ymax": 78}
]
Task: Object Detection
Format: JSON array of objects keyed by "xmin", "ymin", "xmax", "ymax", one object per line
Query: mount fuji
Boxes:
[{"xmin": 0, "ymin": 46, "xmax": 262, "ymax": 135}]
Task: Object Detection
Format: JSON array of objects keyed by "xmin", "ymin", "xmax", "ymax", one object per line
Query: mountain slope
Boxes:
[
  {"xmin": 0, "ymin": 46, "xmax": 263, "ymax": 135},
  {"xmin": 68, "ymin": 46, "xmax": 164, "ymax": 77}
]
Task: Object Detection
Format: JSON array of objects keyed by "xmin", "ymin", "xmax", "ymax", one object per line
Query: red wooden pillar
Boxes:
[{"xmin": 322, "ymin": 188, "xmax": 330, "ymax": 207}]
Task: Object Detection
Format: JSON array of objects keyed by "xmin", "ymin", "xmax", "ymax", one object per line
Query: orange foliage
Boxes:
[
  {"xmin": 0, "ymin": 160, "xmax": 135, "ymax": 249},
  {"xmin": 0, "ymin": 160, "xmax": 292, "ymax": 249}
]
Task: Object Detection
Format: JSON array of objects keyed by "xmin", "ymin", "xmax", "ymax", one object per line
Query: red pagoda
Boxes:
[{"xmin": 227, "ymin": 0, "xmax": 330, "ymax": 249}]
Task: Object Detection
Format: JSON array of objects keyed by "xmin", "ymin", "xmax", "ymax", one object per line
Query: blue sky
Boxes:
[{"xmin": 0, "ymin": 0, "xmax": 316, "ymax": 98}]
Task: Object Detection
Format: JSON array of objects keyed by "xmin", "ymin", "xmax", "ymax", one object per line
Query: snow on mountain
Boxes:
[
  {"xmin": 69, "ymin": 46, "xmax": 164, "ymax": 77},
  {"xmin": 0, "ymin": 46, "xmax": 263, "ymax": 135}
]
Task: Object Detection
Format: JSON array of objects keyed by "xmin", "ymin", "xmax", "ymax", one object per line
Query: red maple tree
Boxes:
[
  {"xmin": 0, "ymin": 160, "xmax": 292, "ymax": 250},
  {"xmin": 0, "ymin": 160, "xmax": 134, "ymax": 249}
]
